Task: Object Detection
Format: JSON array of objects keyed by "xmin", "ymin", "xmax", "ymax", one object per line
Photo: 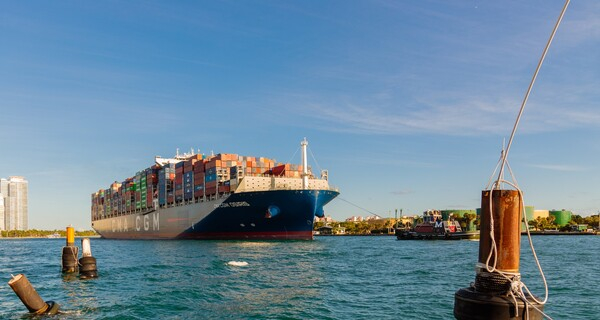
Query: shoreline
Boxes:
[
  {"xmin": 0, "ymin": 235, "xmax": 102, "ymax": 240},
  {"xmin": 521, "ymin": 231, "xmax": 598, "ymax": 236},
  {"xmin": 316, "ymin": 231, "xmax": 599, "ymax": 237}
]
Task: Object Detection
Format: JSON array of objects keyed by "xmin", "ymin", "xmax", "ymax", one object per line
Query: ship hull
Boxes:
[{"xmin": 92, "ymin": 189, "xmax": 338, "ymax": 240}]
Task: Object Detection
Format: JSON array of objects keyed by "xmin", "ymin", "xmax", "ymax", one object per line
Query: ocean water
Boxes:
[{"xmin": 0, "ymin": 235, "xmax": 598, "ymax": 319}]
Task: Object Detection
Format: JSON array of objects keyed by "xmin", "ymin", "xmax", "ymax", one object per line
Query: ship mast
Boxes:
[{"xmin": 301, "ymin": 138, "xmax": 309, "ymax": 189}]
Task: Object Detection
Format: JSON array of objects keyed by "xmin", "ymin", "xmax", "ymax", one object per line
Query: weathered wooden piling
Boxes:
[{"xmin": 8, "ymin": 274, "xmax": 60, "ymax": 315}]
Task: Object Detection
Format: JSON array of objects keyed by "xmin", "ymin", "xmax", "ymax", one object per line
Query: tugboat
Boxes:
[{"xmin": 396, "ymin": 210, "xmax": 479, "ymax": 240}]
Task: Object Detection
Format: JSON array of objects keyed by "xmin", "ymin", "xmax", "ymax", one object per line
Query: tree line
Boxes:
[
  {"xmin": 316, "ymin": 213, "xmax": 599, "ymax": 234},
  {"xmin": 528, "ymin": 214, "xmax": 599, "ymax": 231},
  {"xmin": 0, "ymin": 229, "xmax": 98, "ymax": 238}
]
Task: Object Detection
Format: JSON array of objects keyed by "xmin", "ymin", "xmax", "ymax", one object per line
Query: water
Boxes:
[{"xmin": 0, "ymin": 236, "xmax": 598, "ymax": 319}]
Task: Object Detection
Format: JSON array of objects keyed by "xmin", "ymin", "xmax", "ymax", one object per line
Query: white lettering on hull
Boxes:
[
  {"xmin": 110, "ymin": 212, "xmax": 161, "ymax": 233},
  {"xmin": 216, "ymin": 201, "xmax": 250, "ymax": 208},
  {"xmin": 153, "ymin": 212, "xmax": 160, "ymax": 231}
]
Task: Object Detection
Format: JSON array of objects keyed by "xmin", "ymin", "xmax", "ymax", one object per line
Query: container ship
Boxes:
[{"xmin": 91, "ymin": 139, "xmax": 339, "ymax": 240}]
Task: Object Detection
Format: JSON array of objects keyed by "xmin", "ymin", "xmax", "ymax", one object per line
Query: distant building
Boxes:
[
  {"xmin": 317, "ymin": 225, "xmax": 333, "ymax": 235},
  {"xmin": 345, "ymin": 216, "xmax": 363, "ymax": 222},
  {"xmin": 399, "ymin": 216, "xmax": 415, "ymax": 227},
  {"xmin": 0, "ymin": 195, "xmax": 4, "ymax": 230},
  {"xmin": 315, "ymin": 215, "xmax": 334, "ymax": 223},
  {"xmin": 0, "ymin": 176, "xmax": 29, "ymax": 231},
  {"xmin": 317, "ymin": 224, "xmax": 346, "ymax": 235},
  {"xmin": 533, "ymin": 210, "xmax": 549, "ymax": 220}
]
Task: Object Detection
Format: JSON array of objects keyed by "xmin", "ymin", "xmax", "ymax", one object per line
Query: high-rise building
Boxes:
[
  {"xmin": 0, "ymin": 195, "xmax": 4, "ymax": 230},
  {"xmin": 0, "ymin": 176, "xmax": 28, "ymax": 231}
]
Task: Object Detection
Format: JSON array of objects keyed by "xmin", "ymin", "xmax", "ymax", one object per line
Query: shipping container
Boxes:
[{"xmin": 205, "ymin": 186, "xmax": 217, "ymax": 196}]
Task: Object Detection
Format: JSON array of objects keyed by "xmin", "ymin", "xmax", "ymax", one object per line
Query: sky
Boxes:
[{"xmin": 1, "ymin": 1, "xmax": 600, "ymax": 230}]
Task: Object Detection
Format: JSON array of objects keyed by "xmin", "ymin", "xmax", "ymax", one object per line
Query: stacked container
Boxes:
[
  {"xmin": 183, "ymin": 157, "xmax": 197, "ymax": 201},
  {"xmin": 174, "ymin": 162, "xmax": 184, "ymax": 203},
  {"xmin": 123, "ymin": 178, "xmax": 134, "ymax": 213},
  {"xmin": 146, "ymin": 167, "xmax": 158, "ymax": 208},
  {"xmin": 141, "ymin": 174, "xmax": 147, "ymax": 209},
  {"xmin": 158, "ymin": 164, "xmax": 175, "ymax": 205},
  {"xmin": 193, "ymin": 159, "xmax": 205, "ymax": 199},
  {"xmin": 92, "ymin": 150, "xmax": 312, "ymax": 219},
  {"xmin": 111, "ymin": 182, "xmax": 121, "ymax": 216}
]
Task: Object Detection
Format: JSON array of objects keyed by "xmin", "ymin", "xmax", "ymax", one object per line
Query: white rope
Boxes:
[
  {"xmin": 497, "ymin": 0, "xmax": 571, "ymax": 182},
  {"xmin": 484, "ymin": 183, "xmax": 550, "ymax": 319},
  {"xmin": 483, "ymin": 178, "xmax": 551, "ymax": 319},
  {"xmin": 481, "ymin": 1, "xmax": 570, "ymax": 319}
]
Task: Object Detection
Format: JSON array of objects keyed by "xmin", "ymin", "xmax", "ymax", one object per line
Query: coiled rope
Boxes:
[{"xmin": 482, "ymin": 1, "xmax": 570, "ymax": 319}]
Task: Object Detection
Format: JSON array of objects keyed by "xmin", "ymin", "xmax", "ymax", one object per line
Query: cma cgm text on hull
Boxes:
[{"xmin": 91, "ymin": 139, "xmax": 339, "ymax": 240}]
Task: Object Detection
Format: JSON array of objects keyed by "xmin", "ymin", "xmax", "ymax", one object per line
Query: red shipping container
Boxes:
[
  {"xmin": 205, "ymin": 181, "xmax": 217, "ymax": 188},
  {"xmin": 193, "ymin": 162, "xmax": 205, "ymax": 174},
  {"xmin": 205, "ymin": 186, "xmax": 217, "ymax": 195},
  {"xmin": 205, "ymin": 159, "xmax": 222, "ymax": 169},
  {"xmin": 272, "ymin": 164, "xmax": 286, "ymax": 176}
]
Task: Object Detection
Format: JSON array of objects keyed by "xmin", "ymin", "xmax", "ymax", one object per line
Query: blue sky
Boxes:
[{"xmin": 1, "ymin": 1, "xmax": 599, "ymax": 230}]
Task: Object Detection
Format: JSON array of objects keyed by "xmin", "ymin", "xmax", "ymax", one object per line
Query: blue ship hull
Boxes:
[{"xmin": 92, "ymin": 189, "xmax": 339, "ymax": 240}]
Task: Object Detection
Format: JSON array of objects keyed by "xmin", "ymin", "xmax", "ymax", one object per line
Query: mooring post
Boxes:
[
  {"xmin": 8, "ymin": 274, "xmax": 60, "ymax": 315},
  {"xmin": 478, "ymin": 190, "xmax": 521, "ymax": 272},
  {"xmin": 61, "ymin": 225, "xmax": 79, "ymax": 273},
  {"xmin": 79, "ymin": 238, "xmax": 98, "ymax": 279},
  {"xmin": 454, "ymin": 189, "xmax": 544, "ymax": 320}
]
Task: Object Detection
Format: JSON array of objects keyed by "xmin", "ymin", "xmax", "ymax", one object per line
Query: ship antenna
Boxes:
[{"xmin": 301, "ymin": 138, "xmax": 309, "ymax": 189}]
